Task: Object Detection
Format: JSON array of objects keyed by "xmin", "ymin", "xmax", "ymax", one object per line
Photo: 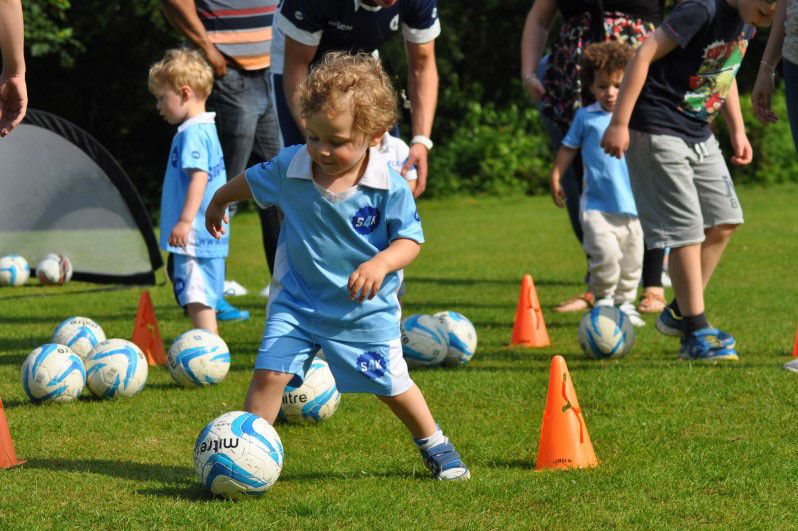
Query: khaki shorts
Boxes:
[{"xmin": 625, "ymin": 130, "xmax": 744, "ymax": 249}]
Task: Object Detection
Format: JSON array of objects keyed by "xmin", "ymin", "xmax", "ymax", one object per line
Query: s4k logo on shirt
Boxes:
[{"xmin": 352, "ymin": 206, "xmax": 382, "ymax": 235}]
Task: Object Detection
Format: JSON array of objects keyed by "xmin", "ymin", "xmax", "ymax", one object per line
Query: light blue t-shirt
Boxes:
[
  {"xmin": 159, "ymin": 112, "xmax": 229, "ymax": 258},
  {"xmin": 562, "ymin": 103, "xmax": 638, "ymax": 217},
  {"xmin": 246, "ymin": 144, "xmax": 424, "ymax": 342}
]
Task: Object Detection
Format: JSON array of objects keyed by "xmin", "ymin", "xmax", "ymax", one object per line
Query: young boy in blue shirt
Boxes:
[
  {"xmin": 602, "ymin": 0, "xmax": 777, "ymax": 360},
  {"xmin": 549, "ymin": 41, "xmax": 645, "ymax": 327},
  {"xmin": 206, "ymin": 52, "xmax": 470, "ymax": 480},
  {"xmin": 149, "ymin": 48, "xmax": 235, "ymax": 334}
]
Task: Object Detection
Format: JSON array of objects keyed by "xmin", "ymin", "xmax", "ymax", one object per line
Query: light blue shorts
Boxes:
[
  {"xmin": 169, "ymin": 254, "xmax": 225, "ymax": 309},
  {"xmin": 255, "ymin": 318, "xmax": 413, "ymax": 396}
]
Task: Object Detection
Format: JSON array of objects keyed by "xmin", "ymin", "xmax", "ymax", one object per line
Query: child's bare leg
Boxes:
[
  {"xmin": 668, "ymin": 244, "xmax": 704, "ymax": 316},
  {"xmin": 377, "ymin": 384, "xmax": 470, "ymax": 480},
  {"xmin": 244, "ymin": 369, "xmax": 295, "ymax": 423},
  {"xmin": 376, "ymin": 383, "xmax": 437, "ymax": 438},
  {"xmin": 186, "ymin": 303, "xmax": 218, "ymax": 334},
  {"xmin": 700, "ymin": 224, "xmax": 738, "ymax": 290}
]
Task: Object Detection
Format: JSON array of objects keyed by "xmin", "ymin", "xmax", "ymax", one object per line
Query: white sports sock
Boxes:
[{"xmin": 414, "ymin": 428, "xmax": 446, "ymax": 450}]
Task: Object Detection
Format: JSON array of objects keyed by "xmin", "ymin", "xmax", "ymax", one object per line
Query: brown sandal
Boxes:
[
  {"xmin": 637, "ymin": 291, "xmax": 666, "ymax": 313},
  {"xmin": 554, "ymin": 292, "xmax": 595, "ymax": 313}
]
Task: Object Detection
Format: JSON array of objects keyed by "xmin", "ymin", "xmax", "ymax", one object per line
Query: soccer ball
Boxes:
[
  {"xmin": 51, "ymin": 316, "xmax": 106, "ymax": 361},
  {"xmin": 0, "ymin": 254, "xmax": 30, "ymax": 287},
  {"xmin": 400, "ymin": 314, "xmax": 449, "ymax": 368},
  {"xmin": 434, "ymin": 311, "xmax": 478, "ymax": 366},
  {"xmin": 578, "ymin": 306, "xmax": 636, "ymax": 360},
  {"xmin": 36, "ymin": 253, "xmax": 73, "ymax": 285},
  {"xmin": 194, "ymin": 411, "xmax": 284, "ymax": 499},
  {"xmin": 84, "ymin": 339, "xmax": 148, "ymax": 398},
  {"xmin": 278, "ymin": 358, "xmax": 340, "ymax": 423},
  {"xmin": 167, "ymin": 329, "xmax": 231, "ymax": 387},
  {"xmin": 20, "ymin": 344, "xmax": 85, "ymax": 403}
]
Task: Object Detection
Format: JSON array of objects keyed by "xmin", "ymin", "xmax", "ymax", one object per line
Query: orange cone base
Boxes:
[
  {"xmin": 0, "ymin": 399, "xmax": 25, "ymax": 469},
  {"xmin": 131, "ymin": 290, "xmax": 168, "ymax": 366},
  {"xmin": 510, "ymin": 274, "xmax": 550, "ymax": 347},
  {"xmin": 536, "ymin": 356, "xmax": 598, "ymax": 470}
]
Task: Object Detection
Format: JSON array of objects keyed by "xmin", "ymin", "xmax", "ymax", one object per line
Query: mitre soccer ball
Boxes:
[
  {"xmin": 167, "ymin": 329, "xmax": 231, "ymax": 388},
  {"xmin": 84, "ymin": 339, "xmax": 148, "ymax": 398},
  {"xmin": 400, "ymin": 314, "xmax": 449, "ymax": 368},
  {"xmin": 20, "ymin": 344, "xmax": 85, "ymax": 403},
  {"xmin": 278, "ymin": 358, "xmax": 340, "ymax": 423},
  {"xmin": 433, "ymin": 311, "xmax": 478, "ymax": 366},
  {"xmin": 36, "ymin": 253, "xmax": 73, "ymax": 285},
  {"xmin": 51, "ymin": 316, "xmax": 106, "ymax": 360},
  {"xmin": 0, "ymin": 254, "xmax": 30, "ymax": 287},
  {"xmin": 194, "ymin": 411, "xmax": 284, "ymax": 499},
  {"xmin": 578, "ymin": 306, "xmax": 635, "ymax": 360}
]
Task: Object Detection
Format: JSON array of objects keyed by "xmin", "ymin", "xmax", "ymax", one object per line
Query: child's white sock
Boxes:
[{"xmin": 413, "ymin": 427, "xmax": 446, "ymax": 450}]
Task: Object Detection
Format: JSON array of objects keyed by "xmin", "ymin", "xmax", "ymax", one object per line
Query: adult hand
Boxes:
[
  {"xmin": 600, "ymin": 123, "xmax": 629, "ymax": 159},
  {"xmin": 404, "ymin": 143, "xmax": 428, "ymax": 198},
  {"xmin": 203, "ymin": 45, "xmax": 227, "ymax": 78},
  {"xmin": 0, "ymin": 73, "xmax": 27, "ymax": 137},
  {"xmin": 751, "ymin": 69, "xmax": 779, "ymax": 125},
  {"xmin": 523, "ymin": 76, "xmax": 545, "ymax": 103},
  {"xmin": 730, "ymin": 131, "xmax": 753, "ymax": 166}
]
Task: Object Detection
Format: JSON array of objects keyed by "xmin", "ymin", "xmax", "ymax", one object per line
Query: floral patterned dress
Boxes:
[{"xmin": 540, "ymin": 12, "xmax": 656, "ymax": 132}]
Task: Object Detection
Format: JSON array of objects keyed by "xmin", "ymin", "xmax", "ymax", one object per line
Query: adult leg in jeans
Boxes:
[{"xmin": 784, "ymin": 59, "xmax": 798, "ymax": 154}]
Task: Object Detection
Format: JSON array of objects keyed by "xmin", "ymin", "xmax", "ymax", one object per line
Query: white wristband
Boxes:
[{"xmin": 411, "ymin": 135, "xmax": 433, "ymax": 150}]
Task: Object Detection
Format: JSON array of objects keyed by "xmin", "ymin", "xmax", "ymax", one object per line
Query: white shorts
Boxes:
[{"xmin": 168, "ymin": 253, "xmax": 225, "ymax": 309}]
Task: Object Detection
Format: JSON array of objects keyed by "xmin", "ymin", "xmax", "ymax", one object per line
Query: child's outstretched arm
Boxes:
[
  {"xmin": 348, "ymin": 238, "xmax": 420, "ymax": 303},
  {"xmin": 170, "ymin": 169, "xmax": 208, "ymax": 247},
  {"xmin": 601, "ymin": 28, "xmax": 677, "ymax": 158},
  {"xmin": 721, "ymin": 78, "xmax": 753, "ymax": 166},
  {"xmin": 549, "ymin": 145, "xmax": 577, "ymax": 208},
  {"xmin": 205, "ymin": 172, "xmax": 254, "ymax": 239}
]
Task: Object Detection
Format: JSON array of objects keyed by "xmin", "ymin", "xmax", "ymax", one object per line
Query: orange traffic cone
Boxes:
[
  {"xmin": 792, "ymin": 320, "xmax": 798, "ymax": 357},
  {"xmin": 536, "ymin": 355, "xmax": 598, "ymax": 470},
  {"xmin": 131, "ymin": 290, "xmax": 167, "ymax": 366},
  {"xmin": 510, "ymin": 274, "xmax": 550, "ymax": 347},
  {"xmin": 0, "ymin": 397, "xmax": 25, "ymax": 469}
]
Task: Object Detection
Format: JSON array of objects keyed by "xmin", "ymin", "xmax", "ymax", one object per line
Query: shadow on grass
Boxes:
[
  {"xmin": 483, "ymin": 458, "xmax": 535, "ymax": 470},
  {"xmin": 0, "ymin": 285, "xmax": 137, "ymax": 301},
  {"xmin": 23, "ymin": 457, "xmax": 193, "ymax": 482},
  {"xmin": 408, "ymin": 276, "xmax": 581, "ymax": 288}
]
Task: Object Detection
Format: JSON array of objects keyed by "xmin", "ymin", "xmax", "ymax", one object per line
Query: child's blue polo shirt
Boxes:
[
  {"xmin": 562, "ymin": 103, "xmax": 637, "ymax": 217},
  {"xmin": 160, "ymin": 112, "xmax": 229, "ymax": 258},
  {"xmin": 245, "ymin": 144, "xmax": 424, "ymax": 342}
]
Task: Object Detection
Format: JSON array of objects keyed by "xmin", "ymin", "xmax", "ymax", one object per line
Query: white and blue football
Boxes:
[
  {"xmin": 578, "ymin": 306, "xmax": 636, "ymax": 360},
  {"xmin": 167, "ymin": 329, "xmax": 230, "ymax": 388},
  {"xmin": 51, "ymin": 316, "xmax": 106, "ymax": 361},
  {"xmin": 20, "ymin": 344, "xmax": 85, "ymax": 403},
  {"xmin": 194, "ymin": 411, "xmax": 284, "ymax": 499},
  {"xmin": 0, "ymin": 254, "xmax": 30, "ymax": 287},
  {"xmin": 278, "ymin": 358, "xmax": 340, "ymax": 424},
  {"xmin": 400, "ymin": 314, "xmax": 449, "ymax": 368},
  {"xmin": 434, "ymin": 311, "xmax": 478, "ymax": 366},
  {"xmin": 84, "ymin": 339, "xmax": 148, "ymax": 398}
]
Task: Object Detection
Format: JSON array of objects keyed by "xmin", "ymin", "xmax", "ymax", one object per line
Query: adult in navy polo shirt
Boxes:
[{"xmin": 271, "ymin": 0, "xmax": 440, "ymax": 197}]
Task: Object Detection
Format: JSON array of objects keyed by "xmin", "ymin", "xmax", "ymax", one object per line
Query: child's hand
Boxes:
[
  {"xmin": 169, "ymin": 220, "xmax": 191, "ymax": 248},
  {"xmin": 730, "ymin": 131, "xmax": 753, "ymax": 166},
  {"xmin": 348, "ymin": 256, "xmax": 390, "ymax": 303},
  {"xmin": 600, "ymin": 123, "xmax": 629, "ymax": 159},
  {"xmin": 549, "ymin": 177, "xmax": 566, "ymax": 208},
  {"xmin": 205, "ymin": 199, "xmax": 228, "ymax": 239}
]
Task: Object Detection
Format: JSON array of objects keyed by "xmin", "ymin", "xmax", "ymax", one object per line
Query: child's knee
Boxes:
[
  {"xmin": 706, "ymin": 223, "xmax": 739, "ymax": 240},
  {"xmin": 251, "ymin": 369, "xmax": 294, "ymax": 389}
]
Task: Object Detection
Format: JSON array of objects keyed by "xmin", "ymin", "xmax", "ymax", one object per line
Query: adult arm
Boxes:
[
  {"xmin": 282, "ymin": 35, "xmax": 318, "ymax": 139},
  {"xmin": 159, "ymin": 0, "xmax": 227, "ymax": 77},
  {"xmin": 751, "ymin": 0, "xmax": 787, "ymax": 124},
  {"xmin": 402, "ymin": 39, "xmax": 437, "ymax": 198},
  {"xmin": 721, "ymin": 79, "xmax": 752, "ymax": 165},
  {"xmin": 520, "ymin": 0, "xmax": 558, "ymax": 102},
  {"xmin": 601, "ymin": 28, "xmax": 678, "ymax": 158},
  {"xmin": 0, "ymin": 0, "xmax": 27, "ymax": 136}
]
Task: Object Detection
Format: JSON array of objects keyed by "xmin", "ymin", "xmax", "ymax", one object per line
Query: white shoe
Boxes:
[
  {"xmin": 259, "ymin": 285, "xmax": 271, "ymax": 298},
  {"xmin": 618, "ymin": 302, "xmax": 646, "ymax": 327},
  {"xmin": 783, "ymin": 359, "xmax": 798, "ymax": 373},
  {"xmin": 223, "ymin": 280, "xmax": 248, "ymax": 296}
]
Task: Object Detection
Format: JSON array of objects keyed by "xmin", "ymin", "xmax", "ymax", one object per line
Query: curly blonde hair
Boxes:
[
  {"xmin": 148, "ymin": 48, "xmax": 214, "ymax": 100},
  {"xmin": 300, "ymin": 52, "xmax": 397, "ymax": 137},
  {"xmin": 580, "ymin": 41, "xmax": 633, "ymax": 90}
]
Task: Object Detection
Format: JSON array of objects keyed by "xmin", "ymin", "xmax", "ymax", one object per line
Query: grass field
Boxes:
[{"xmin": 2, "ymin": 184, "xmax": 798, "ymax": 528}]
